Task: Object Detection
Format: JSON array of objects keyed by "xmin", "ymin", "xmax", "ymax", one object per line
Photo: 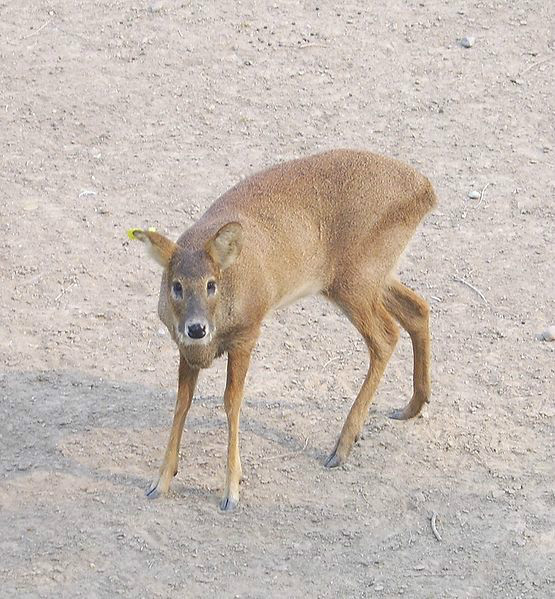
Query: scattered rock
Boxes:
[
  {"xmin": 148, "ymin": 1, "xmax": 166, "ymax": 12},
  {"xmin": 78, "ymin": 189, "xmax": 97, "ymax": 198},
  {"xmin": 467, "ymin": 190, "xmax": 481, "ymax": 199},
  {"xmin": 460, "ymin": 36, "xmax": 475, "ymax": 48},
  {"xmin": 22, "ymin": 199, "xmax": 38, "ymax": 211}
]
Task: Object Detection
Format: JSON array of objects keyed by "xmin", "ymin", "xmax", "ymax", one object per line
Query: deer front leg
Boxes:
[
  {"xmin": 146, "ymin": 355, "xmax": 199, "ymax": 499},
  {"xmin": 220, "ymin": 345, "xmax": 254, "ymax": 511}
]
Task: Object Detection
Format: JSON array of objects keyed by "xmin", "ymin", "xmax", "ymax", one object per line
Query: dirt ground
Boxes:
[{"xmin": 1, "ymin": 1, "xmax": 553, "ymax": 597}]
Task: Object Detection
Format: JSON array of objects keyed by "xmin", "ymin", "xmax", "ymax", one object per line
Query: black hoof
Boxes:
[
  {"xmin": 219, "ymin": 496, "xmax": 238, "ymax": 511},
  {"xmin": 389, "ymin": 406, "xmax": 421, "ymax": 420},
  {"xmin": 324, "ymin": 451, "xmax": 343, "ymax": 469},
  {"xmin": 389, "ymin": 408, "xmax": 408, "ymax": 420},
  {"xmin": 145, "ymin": 481, "xmax": 162, "ymax": 499}
]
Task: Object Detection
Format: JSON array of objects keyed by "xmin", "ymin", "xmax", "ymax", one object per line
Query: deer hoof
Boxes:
[
  {"xmin": 389, "ymin": 408, "xmax": 410, "ymax": 420},
  {"xmin": 145, "ymin": 480, "xmax": 163, "ymax": 499},
  {"xmin": 389, "ymin": 405, "xmax": 423, "ymax": 420},
  {"xmin": 324, "ymin": 450, "xmax": 343, "ymax": 469},
  {"xmin": 219, "ymin": 496, "xmax": 238, "ymax": 512}
]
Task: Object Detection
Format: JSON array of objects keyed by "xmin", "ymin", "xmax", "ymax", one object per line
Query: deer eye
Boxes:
[
  {"xmin": 207, "ymin": 280, "xmax": 217, "ymax": 295},
  {"xmin": 171, "ymin": 281, "xmax": 183, "ymax": 300}
]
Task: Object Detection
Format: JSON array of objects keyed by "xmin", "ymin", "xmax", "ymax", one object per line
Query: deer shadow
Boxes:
[{"xmin": 0, "ymin": 368, "xmax": 327, "ymax": 499}]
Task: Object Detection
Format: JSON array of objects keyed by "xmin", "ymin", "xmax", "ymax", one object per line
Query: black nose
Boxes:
[{"xmin": 187, "ymin": 323, "xmax": 207, "ymax": 339}]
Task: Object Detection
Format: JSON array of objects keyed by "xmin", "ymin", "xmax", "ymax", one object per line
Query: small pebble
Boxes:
[
  {"xmin": 79, "ymin": 189, "xmax": 97, "ymax": 198},
  {"xmin": 536, "ymin": 326, "xmax": 555, "ymax": 342},
  {"xmin": 460, "ymin": 36, "xmax": 475, "ymax": 48},
  {"xmin": 22, "ymin": 199, "xmax": 38, "ymax": 211},
  {"xmin": 148, "ymin": 1, "xmax": 166, "ymax": 12},
  {"xmin": 467, "ymin": 190, "xmax": 481, "ymax": 200}
]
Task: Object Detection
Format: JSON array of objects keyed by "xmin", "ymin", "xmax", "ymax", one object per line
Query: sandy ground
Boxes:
[{"xmin": 1, "ymin": 1, "xmax": 554, "ymax": 597}]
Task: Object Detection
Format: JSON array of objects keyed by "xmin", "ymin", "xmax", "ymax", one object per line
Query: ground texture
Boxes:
[{"xmin": 1, "ymin": 1, "xmax": 554, "ymax": 597}]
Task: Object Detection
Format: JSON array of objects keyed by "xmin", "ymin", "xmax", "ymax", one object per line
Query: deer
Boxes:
[{"xmin": 130, "ymin": 149, "xmax": 437, "ymax": 511}]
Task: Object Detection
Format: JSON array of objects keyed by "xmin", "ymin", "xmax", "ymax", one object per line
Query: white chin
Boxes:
[{"xmin": 176, "ymin": 332, "xmax": 212, "ymax": 346}]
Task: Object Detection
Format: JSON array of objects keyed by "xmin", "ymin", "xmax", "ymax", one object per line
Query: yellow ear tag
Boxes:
[{"xmin": 127, "ymin": 226, "xmax": 156, "ymax": 240}]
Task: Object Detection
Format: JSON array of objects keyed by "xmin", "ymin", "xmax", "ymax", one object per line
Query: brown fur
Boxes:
[{"xmin": 134, "ymin": 149, "xmax": 437, "ymax": 510}]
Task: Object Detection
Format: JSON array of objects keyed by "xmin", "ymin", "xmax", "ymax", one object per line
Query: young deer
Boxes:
[{"xmin": 131, "ymin": 149, "xmax": 437, "ymax": 511}]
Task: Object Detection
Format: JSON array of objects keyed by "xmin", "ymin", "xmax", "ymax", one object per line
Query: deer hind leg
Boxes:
[
  {"xmin": 324, "ymin": 284, "xmax": 400, "ymax": 468},
  {"xmin": 383, "ymin": 279, "xmax": 431, "ymax": 420}
]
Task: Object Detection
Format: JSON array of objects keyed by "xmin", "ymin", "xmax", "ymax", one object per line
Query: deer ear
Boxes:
[
  {"xmin": 129, "ymin": 228, "xmax": 177, "ymax": 268},
  {"xmin": 205, "ymin": 222, "xmax": 243, "ymax": 270}
]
